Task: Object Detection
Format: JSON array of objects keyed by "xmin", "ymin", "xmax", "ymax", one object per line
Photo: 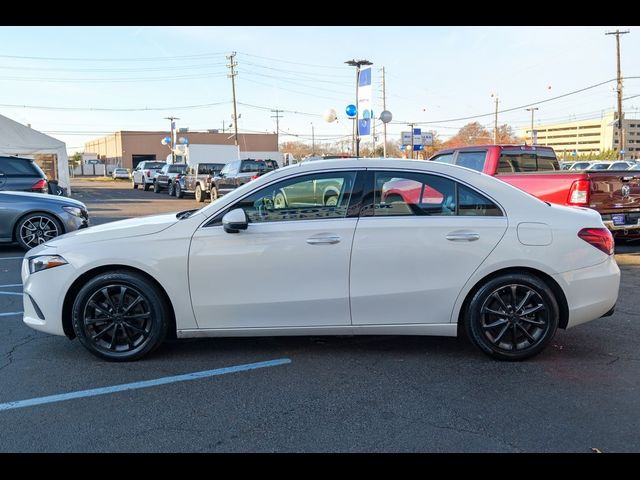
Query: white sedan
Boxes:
[
  {"xmin": 112, "ymin": 168, "xmax": 130, "ymax": 179},
  {"xmin": 21, "ymin": 159, "xmax": 620, "ymax": 361}
]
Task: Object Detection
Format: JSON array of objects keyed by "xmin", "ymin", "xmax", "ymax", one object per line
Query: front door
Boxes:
[
  {"xmin": 350, "ymin": 170, "xmax": 508, "ymax": 325},
  {"xmin": 189, "ymin": 170, "xmax": 362, "ymax": 329}
]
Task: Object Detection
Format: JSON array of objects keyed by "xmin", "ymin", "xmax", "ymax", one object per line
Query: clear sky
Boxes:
[{"xmin": 0, "ymin": 26, "xmax": 638, "ymax": 154}]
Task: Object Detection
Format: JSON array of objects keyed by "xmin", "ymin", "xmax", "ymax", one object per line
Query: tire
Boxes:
[
  {"xmin": 195, "ymin": 184, "xmax": 205, "ymax": 203},
  {"xmin": 210, "ymin": 186, "xmax": 219, "ymax": 201},
  {"xmin": 464, "ymin": 273, "xmax": 559, "ymax": 361},
  {"xmin": 132, "ymin": 180, "xmax": 138, "ymax": 190},
  {"xmin": 71, "ymin": 271, "xmax": 169, "ymax": 361},
  {"xmin": 175, "ymin": 182, "xmax": 184, "ymax": 199},
  {"xmin": 154, "ymin": 180, "xmax": 161, "ymax": 193},
  {"xmin": 273, "ymin": 190, "xmax": 288, "ymax": 208},
  {"xmin": 168, "ymin": 182, "xmax": 176, "ymax": 197},
  {"xmin": 15, "ymin": 212, "xmax": 63, "ymax": 250},
  {"xmin": 324, "ymin": 192, "xmax": 339, "ymax": 206},
  {"xmin": 143, "ymin": 179, "xmax": 151, "ymax": 191}
]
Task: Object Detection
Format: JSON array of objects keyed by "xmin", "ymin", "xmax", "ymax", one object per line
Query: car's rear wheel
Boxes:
[
  {"xmin": 72, "ymin": 271, "xmax": 169, "ymax": 361},
  {"xmin": 132, "ymin": 180, "xmax": 138, "ymax": 189},
  {"xmin": 15, "ymin": 213, "xmax": 63, "ymax": 250},
  {"xmin": 175, "ymin": 182, "xmax": 184, "ymax": 198},
  {"xmin": 143, "ymin": 179, "xmax": 151, "ymax": 191},
  {"xmin": 274, "ymin": 190, "xmax": 288, "ymax": 208},
  {"xmin": 465, "ymin": 273, "xmax": 559, "ymax": 361},
  {"xmin": 168, "ymin": 182, "xmax": 176, "ymax": 197},
  {"xmin": 195, "ymin": 184, "xmax": 205, "ymax": 203},
  {"xmin": 210, "ymin": 186, "xmax": 219, "ymax": 201}
]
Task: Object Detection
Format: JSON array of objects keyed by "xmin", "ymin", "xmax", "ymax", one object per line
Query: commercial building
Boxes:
[
  {"xmin": 84, "ymin": 131, "xmax": 278, "ymax": 170},
  {"xmin": 520, "ymin": 111, "xmax": 640, "ymax": 159}
]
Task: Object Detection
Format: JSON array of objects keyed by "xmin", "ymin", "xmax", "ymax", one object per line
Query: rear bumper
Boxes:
[
  {"xmin": 552, "ymin": 256, "xmax": 620, "ymax": 329},
  {"xmin": 602, "ymin": 220, "xmax": 640, "ymax": 232}
]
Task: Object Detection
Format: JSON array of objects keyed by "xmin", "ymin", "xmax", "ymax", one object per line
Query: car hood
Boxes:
[
  {"xmin": 41, "ymin": 212, "xmax": 180, "ymax": 250},
  {"xmin": 0, "ymin": 191, "xmax": 86, "ymax": 208}
]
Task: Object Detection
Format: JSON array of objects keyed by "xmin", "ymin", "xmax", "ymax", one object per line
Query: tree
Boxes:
[
  {"xmin": 444, "ymin": 122, "xmax": 492, "ymax": 147},
  {"xmin": 495, "ymin": 124, "xmax": 520, "ymax": 144},
  {"xmin": 70, "ymin": 152, "xmax": 82, "ymax": 167}
]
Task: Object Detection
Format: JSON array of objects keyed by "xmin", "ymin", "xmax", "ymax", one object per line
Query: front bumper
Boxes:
[{"xmin": 21, "ymin": 259, "xmax": 73, "ymax": 337}]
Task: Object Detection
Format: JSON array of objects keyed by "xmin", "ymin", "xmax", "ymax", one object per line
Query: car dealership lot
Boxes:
[{"xmin": 0, "ymin": 178, "xmax": 639, "ymax": 452}]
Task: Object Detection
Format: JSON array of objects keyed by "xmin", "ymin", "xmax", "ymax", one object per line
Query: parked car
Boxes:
[
  {"xmin": 210, "ymin": 159, "xmax": 278, "ymax": 200},
  {"xmin": 175, "ymin": 162, "xmax": 225, "ymax": 202},
  {"xmin": 429, "ymin": 144, "xmax": 640, "ymax": 236},
  {"xmin": 567, "ymin": 161, "xmax": 595, "ymax": 171},
  {"xmin": 153, "ymin": 163, "xmax": 187, "ymax": 195},
  {"xmin": 112, "ymin": 168, "xmax": 130, "ymax": 180},
  {"xmin": 131, "ymin": 161, "xmax": 166, "ymax": 191},
  {"xmin": 21, "ymin": 159, "xmax": 619, "ymax": 362},
  {"xmin": 0, "ymin": 191, "xmax": 88, "ymax": 250},
  {"xmin": 0, "ymin": 155, "xmax": 48, "ymax": 193}
]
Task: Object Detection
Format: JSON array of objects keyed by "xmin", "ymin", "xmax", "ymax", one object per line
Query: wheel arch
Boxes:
[
  {"xmin": 12, "ymin": 210, "xmax": 65, "ymax": 242},
  {"xmin": 61, "ymin": 264, "xmax": 177, "ymax": 340},
  {"xmin": 456, "ymin": 266, "xmax": 569, "ymax": 335}
]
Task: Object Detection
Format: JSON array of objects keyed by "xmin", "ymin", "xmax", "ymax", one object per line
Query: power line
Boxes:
[
  {"xmin": 236, "ymin": 52, "xmax": 351, "ymax": 70},
  {"xmin": 0, "ymin": 52, "xmax": 227, "ymax": 62},
  {"xmin": 0, "ymin": 101, "xmax": 230, "ymax": 111}
]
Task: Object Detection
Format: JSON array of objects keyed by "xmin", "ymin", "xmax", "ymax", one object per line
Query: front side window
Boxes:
[
  {"xmin": 235, "ymin": 172, "xmax": 357, "ymax": 223},
  {"xmin": 369, "ymin": 171, "xmax": 502, "ymax": 217}
]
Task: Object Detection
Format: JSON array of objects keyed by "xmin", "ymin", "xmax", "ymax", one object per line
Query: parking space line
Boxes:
[
  {"xmin": 0, "ymin": 284, "xmax": 22, "ymax": 288},
  {"xmin": 0, "ymin": 292, "xmax": 22, "ymax": 296},
  {"xmin": 0, "ymin": 312, "xmax": 23, "ymax": 317},
  {"xmin": 0, "ymin": 358, "xmax": 292, "ymax": 412}
]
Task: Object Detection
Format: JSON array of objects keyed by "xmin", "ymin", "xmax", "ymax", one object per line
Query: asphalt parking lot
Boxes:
[{"xmin": 1, "ymin": 178, "xmax": 639, "ymax": 452}]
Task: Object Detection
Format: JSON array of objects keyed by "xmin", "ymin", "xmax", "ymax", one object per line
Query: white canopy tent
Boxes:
[{"xmin": 0, "ymin": 113, "xmax": 71, "ymax": 195}]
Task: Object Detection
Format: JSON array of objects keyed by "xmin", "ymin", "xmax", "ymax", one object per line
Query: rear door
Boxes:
[{"xmin": 350, "ymin": 170, "xmax": 508, "ymax": 325}]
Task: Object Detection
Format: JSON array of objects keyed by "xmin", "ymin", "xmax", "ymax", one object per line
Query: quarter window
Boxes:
[{"xmin": 235, "ymin": 172, "xmax": 357, "ymax": 223}]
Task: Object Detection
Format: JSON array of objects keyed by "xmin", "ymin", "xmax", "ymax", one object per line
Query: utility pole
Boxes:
[
  {"xmin": 381, "ymin": 66, "xmax": 387, "ymax": 158},
  {"xmin": 526, "ymin": 107, "xmax": 539, "ymax": 144},
  {"xmin": 227, "ymin": 51, "xmax": 239, "ymax": 146},
  {"xmin": 606, "ymin": 29, "xmax": 630, "ymax": 159},
  {"xmin": 164, "ymin": 116, "xmax": 179, "ymax": 163},
  {"xmin": 270, "ymin": 109, "xmax": 283, "ymax": 149},
  {"xmin": 311, "ymin": 123, "xmax": 315, "ymax": 155},
  {"xmin": 495, "ymin": 97, "xmax": 499, "ymax": 144}
]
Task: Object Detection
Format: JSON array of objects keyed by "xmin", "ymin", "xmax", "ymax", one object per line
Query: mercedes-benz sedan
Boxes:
[{"xmin": 21, "ymin": 159, "xmax": 620, "ymax": 361}]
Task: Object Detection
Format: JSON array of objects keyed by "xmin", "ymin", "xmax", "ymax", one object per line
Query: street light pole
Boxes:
[
  {"xmin": 526, "ymin": 107, "xmax": 539, "ymax": 144},
  {"xmin": 164, "ymin": 116, "xmax": 179, "ymax": 163},
  {"xmin": 345, "ymin": 59, "xmax": 373, "ymax": 157},
  {"xmin": 311, "ymin": 122, "xmax": 315, "ymax": 155}
]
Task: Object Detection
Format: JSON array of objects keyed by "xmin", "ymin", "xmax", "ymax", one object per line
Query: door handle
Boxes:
[
  {"xmin": 306, "ymin": 234, "xmax": 341, "ymax": 245},
  {"xmin": 446, "ymin": 231, "xmax": 480, "ymax": 242}
]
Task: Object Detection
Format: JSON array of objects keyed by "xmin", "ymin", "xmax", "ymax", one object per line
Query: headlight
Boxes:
[
  {"xmin": 62, "ymin": 206, "xmax": 83, "ymax": 217},
  {"xmin": 29, "ymin": 255, "xmax": 68, "ymax": 274}
]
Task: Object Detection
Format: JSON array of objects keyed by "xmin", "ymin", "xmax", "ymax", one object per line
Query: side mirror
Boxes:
[{"xmin": 222, "ymin": 208, "xmax": 248, "ymax": 234}]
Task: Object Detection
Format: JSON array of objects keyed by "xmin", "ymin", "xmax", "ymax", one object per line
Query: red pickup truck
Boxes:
[{"xmin": 413, "ymin": 144, "xmax": 640, "ymax": 235}]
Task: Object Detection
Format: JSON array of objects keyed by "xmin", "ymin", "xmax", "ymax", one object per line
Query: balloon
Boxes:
[
  {"xmin": 323, "ymin": 108, "xmax": 337, "ymax": 123},
  {"xmin": 161, "ymin": 136, "xmax": 171, "ymax": 145},
  {"xmin": 379, "ymin": 110, "xmax": 393, "ymax": 123},
  {"xmin": 178, "ymin": 137, "xmax": 189, "ymax": 145},
  {"xmin": 345, "ymin": 104, "xmax": 357, "ymax": 118}
]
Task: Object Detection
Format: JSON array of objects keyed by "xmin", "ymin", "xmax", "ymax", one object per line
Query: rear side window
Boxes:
[
  {"xmin": 369, "ymin": 171, "xmax": 503, "ymax": 217},
  {"xmin": 497, "ymin": 153, "xmax": 559, "ymax": 173},
  {"xmin": 240, "ymin": 160, "xmax": 267, "ymax": 173},
  {"xmin": 169, "ymin": 165, "xmax": 187, "ymax": 173},
  {"xmin": 455, "ymin": 151, "xmax": 487, "ymax": 172},
  {"xmin": 431, "ymin": 153, "xmax": 454, "ymax": 164},
  {"xmin": 0, "ymin": 157, "xmax": 39, "ymax": 176},
  {"xmin": 146, "ymin": 162, "xmax": 166, "ymax": 169}
]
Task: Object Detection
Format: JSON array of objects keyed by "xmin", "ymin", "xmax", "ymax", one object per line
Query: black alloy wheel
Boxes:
[
  {"xmin": 72, "ymin": 271, "xmax": 169, "ymax": 361},
  {"xmin": 465, "ymin": 273, "xmax": 559, "ymax": 361}
]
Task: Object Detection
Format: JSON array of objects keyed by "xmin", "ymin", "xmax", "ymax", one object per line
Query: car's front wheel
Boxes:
[
  {"xmin": 72, "ymin": 271, "xmax": 169, "ymax": 361},
  {"xmin": 175, "ymin": 182, "xmax": 184, "ymax": 198},
  {"xmin": 195, "ymin": 184, "xmax": 205, "ymax": 203},
  {"xmin": 210, "ymin": 186, "xmax": 218, "ymax": 201},
  {"xmin": 465, "ymin": 273, "xmax": 559, "ymax": 361},
  {"xmin": 168, "ymin": 182, "xmax": 176, "ymax": 197},
  {"xmin": 15, "ymin": 213, "xmax": 63, "ymax": 250}
]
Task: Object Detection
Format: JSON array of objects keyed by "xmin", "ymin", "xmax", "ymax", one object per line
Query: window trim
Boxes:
[{"xmin": 360, "ymin": 169, "xmax": 505, "ymax": 218}]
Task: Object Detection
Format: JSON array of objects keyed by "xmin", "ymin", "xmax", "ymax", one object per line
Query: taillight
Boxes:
[
  {"xmin": 578, "ymin": 228, "xmax": 614, "ymax": 255},
  {"xmin": 31, "ymin": 179, "xmax": 48, "ymax": 192},
  {"xmin": 568, "ymin": 179, "xmax": 590, "ymax": 205},
  {"xmin": 250, "ymin": 175, "xmax": 260, "ymax": 180},
  {"xmin": 175, "ymin": 174, "xmax": 181, "ymax": 180},
  {"xmin": 146, "ymin": 171, "xmax": 151, "ymax": 177}
]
